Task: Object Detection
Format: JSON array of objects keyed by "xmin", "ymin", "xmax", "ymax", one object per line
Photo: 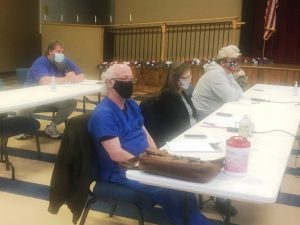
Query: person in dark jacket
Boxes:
[
  {"xmin": 48, "ymin": 113, "xmax": 94, "ymax": 224},
  {"xmin": 141, "ymin": 62, "xmax": 198, "ymax": 147}
]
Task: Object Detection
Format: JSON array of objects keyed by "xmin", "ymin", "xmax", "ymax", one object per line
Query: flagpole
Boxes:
[{"xmin": 263, "ymin": 0, "xmax": 278, "ymax": 58}]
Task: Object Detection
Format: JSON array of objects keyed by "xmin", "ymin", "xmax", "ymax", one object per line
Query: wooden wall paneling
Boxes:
[
  {"xmin": 280, "ymin": 70, "xmax": 288, "ymax": 85},
  {"xmin": 158, "ymin": 68, "xmax": 166, "ymax": 86},
  {"xmin": 287, "ymin": 70, "xmax": 295, "ymax": 85},
  {"xmin": 154, "ymin": 68, "xmax": 160, "ymax": 86},
  {"xmin": 257, "ymin": 68, "xmax": 265, "ymax": 84},
  {"xmin": 250, "ymin": 68, "xmax": 258, "ymax": 87},
  {"xmin": 274, "ymin": 69, "xmax": 282, "ymax": 85},
  {"xmin": 264, "ymin": 69, "xmax": 272, "ymax": 84},
  {"xmin": 293, "ymin": 71, "xmax": 300, "ymax": 86},
  {"xmin": 247, "ymin": 67, "xmax": 258, "ymax": 87}
]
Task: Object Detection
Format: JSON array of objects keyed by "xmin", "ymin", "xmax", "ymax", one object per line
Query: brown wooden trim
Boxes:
[
  {"xmin": 240, "ymin": 63, "xmax": 300, "ymax": 71},
  {"xmin": 132, "ymin": 64, "xmax": 300, "ymax": 90}
]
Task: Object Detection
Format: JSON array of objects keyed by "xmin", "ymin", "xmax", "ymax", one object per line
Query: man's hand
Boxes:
[
  {"xmin": 39, "ymin": 73, "xmax": 85, "ymax": 85},
  {"xmin": 65, "ymin": 71, "xmax": 76, "ymax": 78},
  {"xmin": 65, "ymin": 72, "xmax": 85, "ymax": 83}
]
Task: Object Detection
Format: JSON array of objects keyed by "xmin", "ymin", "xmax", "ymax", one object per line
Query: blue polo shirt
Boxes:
[
  {"xmin": 26, "ymin": 55, "xmax": 81, "ymax": 85},
  {"xmin": 88, "ymin": 97, "xmax": 148, "ymax": 183}
]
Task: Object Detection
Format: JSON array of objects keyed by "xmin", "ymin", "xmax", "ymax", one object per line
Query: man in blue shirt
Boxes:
[
  {"xmin": 88, "ymin": 64, "xmax": 211, "ymax": 225},
  {"xmin": 17, "ymin": 40, "xmax": 85, "ymax": 139}
]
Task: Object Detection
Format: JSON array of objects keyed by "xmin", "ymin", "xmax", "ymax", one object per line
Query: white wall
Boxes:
[
  {"xmin": 114, "ymin": 0, "xmax": 242, "ymax": 24},
  {"xmin": 42, "ymin": 24, "xmax": 103, "ymax": 79}
]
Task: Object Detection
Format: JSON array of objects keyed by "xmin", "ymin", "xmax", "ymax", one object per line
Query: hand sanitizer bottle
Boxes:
[
  {"xmin": 50, "ymin": 76, "xmax": 56, "ymax": 91},
  {"xmin": 239, "ymin": 115, "xmax": 254, "ymax": 138},
  {"xmin": 293, "ymin": 81, "xmax": 298, "ymax": 96}
]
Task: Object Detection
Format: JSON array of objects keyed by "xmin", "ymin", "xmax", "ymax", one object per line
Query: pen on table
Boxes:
[
  {"xmin": 203, "ymin": 122, "xmax": 215, "ymax": 126},
  {"xmin": 200, "ymin": 122, "xmax": 226, "ymax": 129},
  {"xmin": 184, "ymin": 134, "xmax": 207, "ymax": 138}
]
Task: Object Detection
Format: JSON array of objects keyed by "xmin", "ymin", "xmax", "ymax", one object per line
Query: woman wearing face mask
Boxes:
[{"xmin": 153, "ymin": 62, "xmax": 199, "ymax": 146}]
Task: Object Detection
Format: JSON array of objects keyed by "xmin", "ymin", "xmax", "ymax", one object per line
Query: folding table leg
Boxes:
[
  {"xmin": 224, "ymin": 199, "xmax": 232, "ymax": 225},
  {"xmin": 0, "ymin": 136, "xmax": 15, "ymax": 180}
]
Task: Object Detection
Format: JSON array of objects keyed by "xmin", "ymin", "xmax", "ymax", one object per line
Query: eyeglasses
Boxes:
[
  {"xmin": 180, "ymin": 74, "xmax": 192, "ymax": 81},
  {"xmin": 111, "ymin": 78, "xmax": 138, "ymax": 84},
  {"xmin": 225, "ymin": 59, "xmax": 239, "ymax": 68}
]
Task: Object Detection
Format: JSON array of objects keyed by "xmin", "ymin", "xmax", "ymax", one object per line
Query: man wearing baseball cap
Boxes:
[
  {"xmin": 192, "ymin": 45, "xmax": 243, "ymax": 216},
  {"xmin": 192, "ymin": 45, "xmax": 243, "ymax": 119}
]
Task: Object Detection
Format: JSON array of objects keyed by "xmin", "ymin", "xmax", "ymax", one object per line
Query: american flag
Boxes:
[{"xmin": 263, "ymin": 0, "xmax": 279, "ymax": 40}]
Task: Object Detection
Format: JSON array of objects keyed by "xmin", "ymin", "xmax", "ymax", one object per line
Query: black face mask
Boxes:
[{"xmin": 113, "ymin": 80, "xmax": 133, "ymax": 99}]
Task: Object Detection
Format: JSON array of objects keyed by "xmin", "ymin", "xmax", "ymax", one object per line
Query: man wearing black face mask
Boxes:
[
  {"xmin": 192, "ymin": 45, "xmax": 242, "ymax": 217},
  {"xmin": 88, "ymin": 64, "xmax": 212, "ymax": 225},
  {"xmin": 111, "ymin": 78, "xmax": 134, "ymax": 99},
  {"xmin": 192, "ymin": 45, "xmax": 243, "ymax": 120}
]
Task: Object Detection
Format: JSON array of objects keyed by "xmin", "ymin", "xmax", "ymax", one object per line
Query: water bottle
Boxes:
[
  {"xmin": 293, "ymin": 81, "xmax": 298, "ymax": 96},
  {"xmin": 50, "ymin": 76, "xmax": 56, "ymax": 91},
  {"xmin": 238, "ymin": 115, "xmax": 254, "ymax": 138}
]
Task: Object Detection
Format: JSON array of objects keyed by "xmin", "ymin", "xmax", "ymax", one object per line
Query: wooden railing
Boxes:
[{"xmin": 102, "ymin": 17, "xmax": 243, "ymax": 62}]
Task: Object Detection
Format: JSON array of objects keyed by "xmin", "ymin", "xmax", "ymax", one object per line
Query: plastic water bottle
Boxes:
[
  {"xmin": 50, "ymin": 76, "xmax": 56, "ymax": 92},
  {"xmin": 238, "ymin": 115, "xmax": 254, "ymax": 138},
  {"xmin": 293, "ymin": 81, "xmax": 298, "ymax": 96}
]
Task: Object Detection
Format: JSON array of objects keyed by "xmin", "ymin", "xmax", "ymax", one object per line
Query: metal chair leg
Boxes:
[
  {"xmin": 79, "ymin": 196, "xmax": 145, "ymax": 225},
  {"xmin": 109, "ymin": 203, "xmax": 118, "ymax": 217},
  {"xmin": 83, "ymin": 97, "xmax": 86, "ymax": 113},
  {"xmin": 1, "ymin": 136, "xmax": 9, "ymax": 170},
  {"xmin": 35, "ymin": 134, "xmax": 41, "ymax": 159},
  {"xmin": 198, "ymin": 194, "xmax": 203, "ymax": 209},
  {"xmin": 1, "ymin": 136, "xmax": 15, "ymax": 180},
  {"xmin": 135, "ymin": 205, "xmax": 144, "ymax": 225},
  {"xmin": 79, "ymin": 197, "xmax": 98, "ymax": 225},
  {"xmin": 224, "ymin": 199, "xmax": 232, "ymax": 225}
]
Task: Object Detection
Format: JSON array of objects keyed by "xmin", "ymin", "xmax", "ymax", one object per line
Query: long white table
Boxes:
[
  {"xmin": 0, "ymin": 79, "xmax": 103, "ymax": 179},
  {"xmin": 126, "ymin": 84, "xmax": 300, "ymax": 224},
  {"xmin": 0, "ymin": 80, "xmax": 103, "ymax": 113}
]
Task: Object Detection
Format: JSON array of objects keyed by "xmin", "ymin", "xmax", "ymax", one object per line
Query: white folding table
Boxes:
[
  {"xmin": 0, "ymin": 79, "xmax": 103, "ymax": 178},
  {"xmin": 0, "ymin": 79, "xmax": 103, "ymax": 113},
  {"xmin": 126, "ymin": 84, "xmax": 300, "ymax": 225}
]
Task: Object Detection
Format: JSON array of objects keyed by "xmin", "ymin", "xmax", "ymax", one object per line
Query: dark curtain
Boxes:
[{"xmin": 240, "ymin": 0, "xmax": 300, "ymax": 64}]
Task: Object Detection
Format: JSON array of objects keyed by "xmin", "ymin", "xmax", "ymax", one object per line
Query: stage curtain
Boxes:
[{"xmin": 240, "ymin": 0, "xmax": 300, "ymax": 65}]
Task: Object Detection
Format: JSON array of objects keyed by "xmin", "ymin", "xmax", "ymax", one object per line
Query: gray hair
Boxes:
[{"xmin": 101, "ymin": 63, "xmax": 131, "ymax": 95}]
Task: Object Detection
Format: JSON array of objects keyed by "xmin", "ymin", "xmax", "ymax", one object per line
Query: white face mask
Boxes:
[
  {"xmin": 179, "ymin": 79, "xmax": 191, "ymax": 90},
  {"xmin": 54, "ymin": 53, "xmax": 64, "ymax": 63}
]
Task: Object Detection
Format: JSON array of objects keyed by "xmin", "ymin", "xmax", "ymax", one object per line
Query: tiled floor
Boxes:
[{"xmin": 0, "ymin": 83, "xmax": 300, "ymax": 225}]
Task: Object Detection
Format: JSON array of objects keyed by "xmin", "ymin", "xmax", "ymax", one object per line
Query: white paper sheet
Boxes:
[
  {"xmin": 202, "ymin": 115, "xmax": 237, "ymax": 128},
  {"xmin": 167, "ymin": 139, "xmax": 216, "ymax": 153}
]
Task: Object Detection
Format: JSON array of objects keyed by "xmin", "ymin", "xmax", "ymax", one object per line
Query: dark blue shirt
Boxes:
[
  {"xmin": 88, "ymin": 97, "xmax": 148, "ymax": 183},
  {"xmin": 26, "ymin": 55, "xmax": 81, "ymax": 85}
]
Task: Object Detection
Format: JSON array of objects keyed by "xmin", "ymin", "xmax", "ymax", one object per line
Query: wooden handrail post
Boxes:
[
  {"xmin": 160, "ymin": 24, "xmax": 167, "ymax": 61},
  {"xmin": 231, "ymin": 17, "xmax": 245, "ymax": 45},
  {"xmin": 231, "ymin": 17, "xmax": 238, "ymax": 44}
]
